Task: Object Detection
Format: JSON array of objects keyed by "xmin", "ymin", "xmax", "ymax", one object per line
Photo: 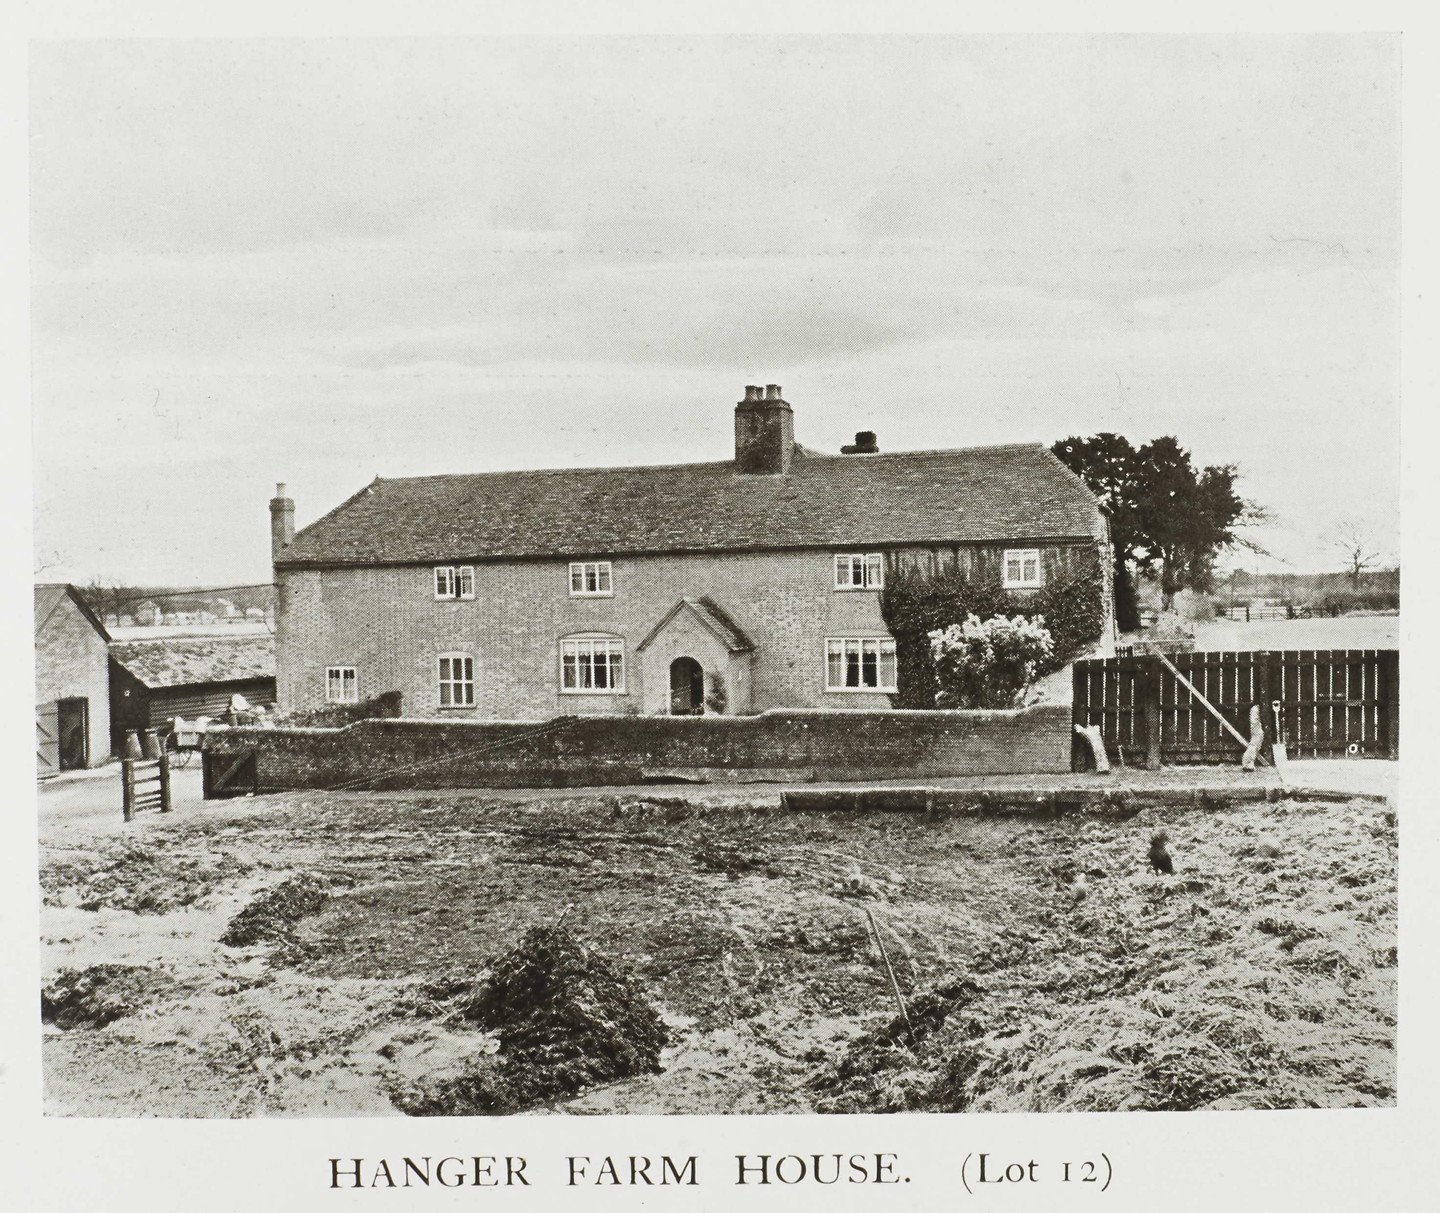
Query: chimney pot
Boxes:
[
  {"xmin": 744, "ymin": 385, "xmax": 762, "ymax": 402},
  {"xmin": 765, "ymin": 384, "xmax": 782, "ymax": 400},
  {"xmin": 275, "ymin": 482, "xmax": 287, "ymax": 497}
]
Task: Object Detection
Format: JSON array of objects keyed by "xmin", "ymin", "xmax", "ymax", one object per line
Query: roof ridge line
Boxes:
[{"xmin": 368, "ymin": 441, "xmax": 1049, "ymax": 485}]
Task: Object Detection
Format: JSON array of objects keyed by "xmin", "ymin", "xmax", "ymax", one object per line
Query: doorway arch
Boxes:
[{"xmin": 669, "ymin": 657, "xmax": 705, "ymax": 715}]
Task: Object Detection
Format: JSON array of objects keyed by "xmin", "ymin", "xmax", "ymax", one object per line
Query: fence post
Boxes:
[
  {"xmin": 158, "ymin": 749, "xmax": 173, "ymax": 813},
  {"xmin": 1382, "ymin": 649, "xmax": 1400, "ymax": 759},
  {"xmin": 1143, "ymin": 656, "xmax": 1162, "ymax": 769},
  {"xmin": 121, "ymin": 758, "xmax": 135, "ymax": 822},
  {"xmin": 1071, "ymin": 661, "xmax": 1086, "ymax": 771},
  {"xmin": 1254, "ymin": 649, "xmax": 1273, "ymax": 758}
]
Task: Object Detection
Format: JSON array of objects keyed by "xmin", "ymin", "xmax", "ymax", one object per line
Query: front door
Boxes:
[
  {"xmin": 669, "ymin": 657, "xmax": 705, "ymax": 715},
  {"xmin": 57, "ymin": 698, "xmax": 89, "ymax": 770}
]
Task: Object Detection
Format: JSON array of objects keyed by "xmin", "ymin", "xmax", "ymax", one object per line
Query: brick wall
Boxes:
[
  {"xmin": 277, "ymin": 542, "xmax": 1101, "ymax": 721},
  {"xmin": 34, "ymin": 592, "xmax": 111, "ymax": 767},
  {"xmin": 206, "ymin": 702, "xmax": 1072, "ymax": 791}
]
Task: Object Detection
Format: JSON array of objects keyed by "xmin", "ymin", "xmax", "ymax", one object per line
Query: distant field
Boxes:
[{"xmin": 1189, "ymin": 614, "xmax": 1397, "ymax": 652}]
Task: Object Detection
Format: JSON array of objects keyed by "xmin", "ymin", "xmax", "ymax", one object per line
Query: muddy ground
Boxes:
[{"xmin": 38, "ymin": 786, "xmax": 1396, "ymax": 1116}]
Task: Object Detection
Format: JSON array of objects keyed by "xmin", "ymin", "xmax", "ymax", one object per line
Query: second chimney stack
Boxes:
[{"xmin": 270, "ymin": 483, "xmax": 295, "ymax": 562}]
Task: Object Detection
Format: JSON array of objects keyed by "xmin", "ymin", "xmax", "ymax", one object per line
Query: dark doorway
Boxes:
[
  {"xmin": 669, "ymin": 657, "xmax": 705, "ymax": 715},
  {"xmin": 57, "ymin": 698, "xmax": 89, "ymax": 771}
]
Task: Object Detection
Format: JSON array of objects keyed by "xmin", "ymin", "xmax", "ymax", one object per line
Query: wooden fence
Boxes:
[{"xmin": 1072, "ymin": 649, "xmax": 1399, "ymax": 769}]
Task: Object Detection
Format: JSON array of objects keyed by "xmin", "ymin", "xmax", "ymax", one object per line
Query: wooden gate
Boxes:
[
  {"xmin": 36, "ymin": 705, "xmax": 59, "ymax": 778},
  {"xmin": 1072, "ymin": 649, "xmax": 1399, "ymax": 768}
]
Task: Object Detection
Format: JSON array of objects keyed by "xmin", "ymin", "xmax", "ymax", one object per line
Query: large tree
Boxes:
[
  {"xmin": 1053, "ymin": 433, "xmax": 1256, "ymax": 620},
  {"xmin": 1050, "ymin": 433, "xmax": 1146, "ymax": 629}
]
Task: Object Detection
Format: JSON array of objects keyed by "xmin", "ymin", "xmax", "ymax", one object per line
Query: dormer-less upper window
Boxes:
[
  {"xmin": 834, "ymin": 553, "xmax": 884, "ymax": 590},
  {"xmin": 434, "ymin": 566, "xmax": 476, "ymax": 600},
  {"xmin": 569, "ymin": 561, "xmax": 613, "ymax": 597}
]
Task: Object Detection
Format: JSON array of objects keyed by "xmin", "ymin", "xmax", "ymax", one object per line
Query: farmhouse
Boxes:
[
  {"xmin": 109, "ymin": 635, "xmax": 277, "ymax": 753},
  {"xmin": 35, "ymin": 583, "xmax": 112, "ymax": 775},
  {"xmin": 272, "ymin": 386, "xmax": 1113, "ymax": 720}
]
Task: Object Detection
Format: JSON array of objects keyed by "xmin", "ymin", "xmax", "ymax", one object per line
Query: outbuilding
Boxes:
[
  {"xmin": 35, "ymin": 583, "xmax": 112, "ymax": 776},
  {"xmin": 109, "ymin": 635, "xmax": 277, "ymax": 752}
]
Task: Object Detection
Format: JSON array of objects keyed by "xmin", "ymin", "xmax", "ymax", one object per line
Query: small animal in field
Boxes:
[
  {"xmin": 1148, "ymin": 830, "xmax": 1174, "ymax": 875},
  {"xmin": 1067, "ymin": 872, "xmax": 1089, "ymax": 904}
]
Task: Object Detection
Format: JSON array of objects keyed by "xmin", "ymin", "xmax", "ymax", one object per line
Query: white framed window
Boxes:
[
  {"xmin": 325, "ymin": 666, "xmax": 358, "ymax": 704},
  {"xmin": 825, "ymin": 638, "xmax": 898, "ymax": 692},
  {"xmin": 834, "ymin": 553, "xmax": 884, "ymax": 590},
  {"xmin": 434, "ymin": 566, "xmax": 476, "ymax": 600},
  {"xmin": 1003, "ymin": 548, "xmax": 1042, "ymax": 589},
  {"xmin": 560, "ymin": 636, "xmax": 626, "ymax": 693},
  {"xmin": 568, "ymin": 561, "xmax": 613, "ymax": 597},
  {"xmin": 438, "ymin": 653, "xmax": 475, "ymax": 707}
]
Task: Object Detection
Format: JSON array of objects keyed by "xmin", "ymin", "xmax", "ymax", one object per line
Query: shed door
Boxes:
[
  {"xmin": 57, "ymin": 698, "xmax": 89, "ymax": 770},
  {"xmin": 36, "ymin": 704, "xmax": 59, "ymax": 777}
]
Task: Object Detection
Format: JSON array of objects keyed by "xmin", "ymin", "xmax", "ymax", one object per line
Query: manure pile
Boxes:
[
  {"xmin": 42, "ymin": 964, "xmax": 177, "ymax": 1030},
  {"xmin": 220, "ymin": 875, "xmax": 331, "ymax": 948},
  {"xmin": 392, "ymin": 924, "xmax": 669, "ymax": 1115}
]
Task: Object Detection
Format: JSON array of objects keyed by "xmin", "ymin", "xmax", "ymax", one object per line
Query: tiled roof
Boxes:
[
  {"xmin": 109, "ymin": 636, "xmax": 275, "ymax": 689},
  {"xmin": 638, "ymin": 597, "xmax": 756, "ymax": 654},
  {"xmin": 277, "ymin": 443, "xmax": 1102, "ymax": 568}
]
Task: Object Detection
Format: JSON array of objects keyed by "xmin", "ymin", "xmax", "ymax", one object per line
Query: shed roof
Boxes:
[
  {"xmin": 109, "ymin": 635, "xmax": 275, "ymax": 690},
  {"xmin": 276, "ymin": 443, "xmax": 1102, "ymax": 568}
]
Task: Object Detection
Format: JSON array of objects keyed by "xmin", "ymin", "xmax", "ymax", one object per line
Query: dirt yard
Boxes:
[{"xmin": 39, "ymin": 785, "xmax": 1396, "ymax": 1116}]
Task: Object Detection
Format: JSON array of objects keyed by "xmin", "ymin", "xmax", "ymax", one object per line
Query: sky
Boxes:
[{"xmin": 29, "ymin": 34, "xmax": 1400, "ymax": 585}]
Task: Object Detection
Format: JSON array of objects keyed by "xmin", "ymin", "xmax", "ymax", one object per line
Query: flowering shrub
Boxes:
[
  {"xmin": 880, "ymin": 548, "xmax": 1107, "ymax": 709},
  {"xmin": 928, "ymin": 614, "xmax": 1054, "ymax": 709}
]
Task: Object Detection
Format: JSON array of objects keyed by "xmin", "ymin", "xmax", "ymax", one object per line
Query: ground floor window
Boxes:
[
  {"xmin": 325, "ymin": 666, "xmax": 358, "ymax": 703},
  {"xmin": 825, "ymin": 637, "xmax": 898, "ymax": 692},
  {"xmin": 561, "ymin": 636, "xmax": 625, "ymax": 693},
  {"xmin": 438, "ymin": 653, "xmax": 475, "ymax": 707}
]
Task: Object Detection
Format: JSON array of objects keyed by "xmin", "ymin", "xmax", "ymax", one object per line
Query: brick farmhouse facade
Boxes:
[{"xmin": 273, "ymin": 386, "xmax": 1113, "ymax": 721}]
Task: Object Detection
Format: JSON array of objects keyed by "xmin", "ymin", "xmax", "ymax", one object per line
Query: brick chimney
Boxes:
[
  {"xmin": 841, "ymin": 430, "xmax": 879, "ymax": 455},
  {"xmin": 734, "ymin": 384, "xmax": 794, "ymax": 475},
  {"xmin": 270, "ymin": 482, "xmax": 295, "ymax": 561}
]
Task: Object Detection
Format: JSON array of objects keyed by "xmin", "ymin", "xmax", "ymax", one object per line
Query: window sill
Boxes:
[
  {"xmin": 824, "ymin": 686, "xmax": 898, "ymax": 695},
  {"xmin": 438, "ymin": 704, "xmax": 477, "ymax": 712},
  {"xmin": 559, "ymin": 690, "xmax": 628, "ymax": 697},
  {"xmin": 1003, "ymin": 583, "xmax": 1042, "ymax": 591},
  {"xmin": 568, "ymin": 592, "xmax": 615, "ymax": 599},
  {"xmin": 832, "ymin": 585, "xmax": 882, "ymax": 593}
]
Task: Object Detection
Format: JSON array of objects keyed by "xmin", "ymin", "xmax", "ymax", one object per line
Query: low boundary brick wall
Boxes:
[{"xmin": 203, "ymin": 704, "xmax": 1072, "ymax": 793}]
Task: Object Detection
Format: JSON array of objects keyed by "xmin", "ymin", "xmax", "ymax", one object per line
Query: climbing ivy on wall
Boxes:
[{"xmin": 879, "ymin": 548, "xmax": 1108, "ymax": 709}]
